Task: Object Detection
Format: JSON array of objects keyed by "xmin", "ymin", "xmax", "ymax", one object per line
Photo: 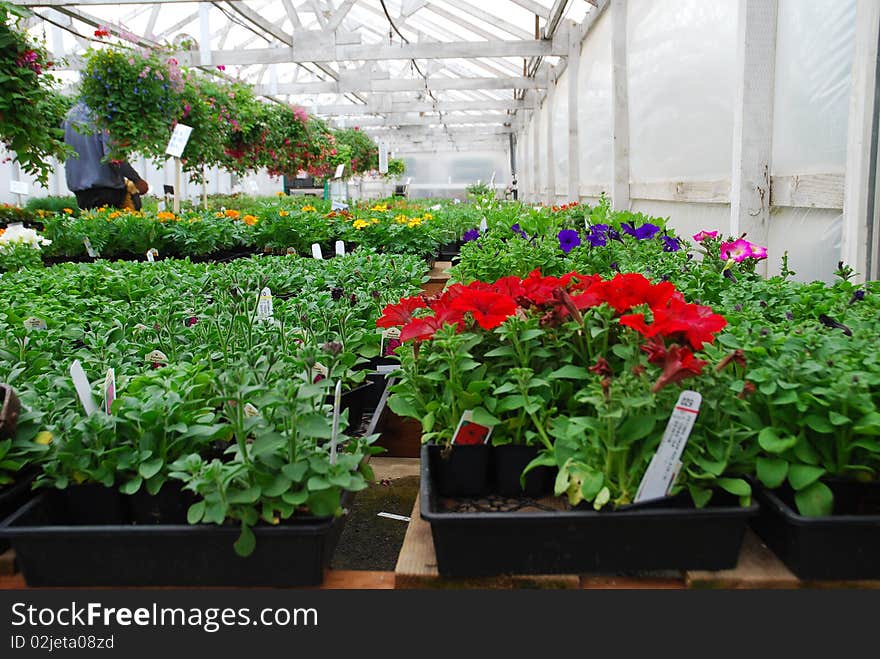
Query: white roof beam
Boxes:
[
  {"xmin": 508, "ymin": 0, "xmax": 551, "ymax": 18},
  {"xmin": 256, "ymin": 75, "xmax": 543, "ymax": 94},
  {"xmin": 429, "ymin": 0, "xmax": 532, "ymax": 40},
  {"xmin": 326, "ymin": 0, "xmax": 357, "ymax": 32}
]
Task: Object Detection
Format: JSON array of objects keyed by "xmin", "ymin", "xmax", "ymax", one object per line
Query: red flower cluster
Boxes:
[
  {"xmin": 377, "ymin": 271, "xmax": 728, "ymax": 392},
  {"xmin": 551, "ymin": 201, "xmax": 580, "ymax": 212}
]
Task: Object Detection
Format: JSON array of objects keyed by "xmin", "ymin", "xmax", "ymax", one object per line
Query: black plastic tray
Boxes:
[
  {"xmin": 0, "ymin": 471, "xmax": 36, "ymax": 552},
  {"xmin": 420, "ymin": 446, "xmax": 757, "ymax": 577},
  {"xmin": 0, "ymin": 492, "xmax": 349, "ymax": 587},
  {"xmin": 751, "ymin": 481, "xmax": 880, "ymax": 580}
]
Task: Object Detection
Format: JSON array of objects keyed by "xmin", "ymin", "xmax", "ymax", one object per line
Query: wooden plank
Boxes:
[
  {"xmin": 770, "ymin": 173, "xmax": 845, "ymax": 210},
  {"xmin": 842, "ymin": 0, "xmax": 880, "ymax": 281},
  {"xmin": 582, "ymin": 576, "xmax": 685, "ymax": 589},
  {"xmin": 686, "ymin": 530, "xmax": 801, "ymax": 589},
  {"xmin": 729, "ymin": 0, "xmax": 777, "ymax": 275},
  {"xmin": 0, "ymin": 570, "xmax": 395, "ymax": 590},
  {"xmin": 394, "ymin": 495, "xmax": 581, "ymax": 589},
  {"xmin": 630, "ymin": 179, "xmax": 731, "ymax": 205}
]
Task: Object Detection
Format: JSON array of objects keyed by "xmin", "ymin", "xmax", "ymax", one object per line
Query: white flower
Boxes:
[{"xmin": 0, "ymin": 224, "xmax": 52, "ymax": 251}]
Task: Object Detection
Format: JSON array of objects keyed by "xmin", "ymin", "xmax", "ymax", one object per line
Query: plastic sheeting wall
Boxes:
[
  {"xmin": 627, "ymin": 0, "xmax": 737, "ymax": 182},
  {"xmin": 552, "ymin": 73, "xmax": 569, "ymax": 196},
  {"xmin": 398, "ymin": 149, "xmax": 510, "ymax": 198},
  {"xmin": 577, "ymin": 9, "xmax": 612, "ymax": 191}
]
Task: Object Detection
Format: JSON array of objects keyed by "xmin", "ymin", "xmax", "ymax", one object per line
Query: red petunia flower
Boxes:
[
  {"xmin": 449, "ymin": 289, "xmax": 518, "ymax": 330},
  {"xmin": 399, "ymin": 307, "xmax": 464, "ymax": 342},
  {"xmin": 651, "ymin": 345, "xmax": 707, "ymax": 393},
  {"xmin": 376, "ymin": 295, "xmax": 427, "ymax": 328}
]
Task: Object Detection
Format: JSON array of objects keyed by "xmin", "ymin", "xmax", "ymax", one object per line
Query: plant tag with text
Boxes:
[
  {"xmin": 70, "ymin": 360, "xmax": 97, "ymax": 416},
  {"xmin": 331, "ymin": 200, "xmax": 349, "ymax": 211},
  {"xmin": 314, "ymin": 362, "xmax": 329, "ymax": 378},
  {"xmin": 104, "ymin": 368, "xmax": 116, "ymax": 415},
  {"xmin": 83, "ymin": 237, "xmax": 99, "ymax": 258},
  {"xmin": 330, "ymin": 380, "xmax": 342, "ymax": 465},
  {"xmin": 165, "ymin": 123, "xmax": 193, "ymax": 158},
  {"xmin": 9, "ymin": 180, "xmax": 29, "ymax": 196},
  {"xmin": 257, "ymin": 287, "xmax": 274, "ymax": 321},
  {"xmin": 311, "ymin": 243, "xmax": 324, "ymax": 260},
  {"xmin": 452, "ymin": 410, "xmax": 492, "ymax": 446},
  {"xmin": 479, "ymin": 217, "xmax": 488, "ymax": 232},
  {"xmin": 335, "ymin": 240, "xmax": 346, "ymax": 257},
  {"xmin": 380, "ymin": 326, "xmax": 401, "ymax": 356},
  {"xmin": 23, "ymin": 317, "xmax": 47, "ymax": 331},
  {"xmin": 635, "ymin": 390, "xmax": 702, "ymax": 503}
]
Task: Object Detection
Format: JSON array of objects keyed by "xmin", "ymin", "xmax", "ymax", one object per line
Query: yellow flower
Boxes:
[
  {"xmin": 370, "ymin": 203, "xmax": 388, "ymax": 212},
  {"xmin": 423, "ymin": 213, "xmax": 433, "ymax": 220},
  {"xmin": 35, "ymin": 431, "xmax": 53, "ymax": 446},
  {"xmin": 279, "ymin": 210, "xmax": 290, "ymax": 217},
  {"xmin": 276, "ymin": 191, "xmax": 285, "ymax": 197},
  {"xmin": 243, "ymin": 214, "xmax": 258, "ymax": 226},
  {"xmin": 225, "ymin": 209, "xmax": 240, "ymax": 219},
  {"xmin": 371, "ymin": 218, "xmax": 379, "ymax": 224},
  {"xmin": 157, "ymin": 211, "xmax": 176, "ymax": 222},
  {"xmin": 62, "ymin": 208, "xmax": 73, "ymax": 215},
  {"xmin": 394, "ymin": 214, "xmax": 409, "ymax": 224},
  {"xmin": 108, "ymin": 211, "xmax": 121, "ymax": 219},
  {"xmin": 302, "ymin": 205, "xmax": 316, "ymax": 212},
  {"xmin": 215, "ymin": 212, "xmax": 224, "ymax": 218},
  {"xmin": 352, "ymin": 219, "xmax": 369, "ymax": 229}
]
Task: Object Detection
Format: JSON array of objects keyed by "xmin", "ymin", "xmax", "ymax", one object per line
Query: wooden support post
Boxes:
[
  {"xmin": 531, "ymin": 104, "xmax": 540, "ymax": 202},
  {"xmin": 610, "ymin": 0, "xmax": 630, "ymax": 211},
  {"xmin": 199, "ymin": 2, "xmax": 212, "ymax": 67},
  {"xmin": 173, "ymin": 157, "xmax": 181, "ymax": 214},
  {"xmin": 842, "ymin": 0, "xmax": 880, "ymax": 281},
  {"xmin": 567, "ymin": 27, "xmax": 581, "ymax": 202},
  {"xmin": 729, "ymin": 0, "xmax": 778, "ymax": 276},
  {"xmin": 201, "ymin": 165, "xmax": 208, "ymax": 209},
  {"xmin": 545, "ymin": 67, "xmax": 556, "ymax": 205}
]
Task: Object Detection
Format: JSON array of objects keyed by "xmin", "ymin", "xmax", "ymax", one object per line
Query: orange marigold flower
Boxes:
[
  {"xmin": 225, "ymin": 209, "xmax": 241, "ymax": 219},
  {"xmin": 157, "ymin": 211, "xmax": 176, "ymax": 222},
  {"xmin": 243, "ymin": 214, "xmax": 258, "ymax": 226}
]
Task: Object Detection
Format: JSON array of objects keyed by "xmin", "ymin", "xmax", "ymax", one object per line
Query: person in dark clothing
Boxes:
[{"xmin": 63, "ymin": 100, "xmax": 149, "ymax": 210}]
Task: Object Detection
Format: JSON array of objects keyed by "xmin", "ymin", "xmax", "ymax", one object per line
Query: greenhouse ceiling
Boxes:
[{"xmin": 14, "ymin": 0, "xmax": 601, "ymax": 151}]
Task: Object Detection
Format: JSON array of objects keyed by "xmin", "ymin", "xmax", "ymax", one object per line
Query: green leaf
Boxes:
[
  {"xmin": 263, "ymin": 474, "xmax": 293, "ymax": 497},
  {"xmin": 307, "ymin": 488, "xmax": 340, "ymax": 516},
  {"xmin": 307, "ymin": 475, "xmax": 331, "ymax": 490},
  {"xmin": 794, "ymin": 481, "xmax": 833, "ymax": 517},
  {"xmin": 756, "ymin": 457, "xmax": 788, "ymax": 488},
  {"xmin": 387, "ymin": 395, "xmax": 419, "ymax": 419},
  {"xmin": 716, "ymin": 478, "xmax": 751, "ymax": 497},
  {"xmin": 688, "ymin": 485, "xmax": 712, "ymax": 508},
  {"xmin": 758, "ymin": 427, "xmax": 797, "ymax": 454},
  {"xmin": 470, "ymin": 407, "xmax": 500, "ymax": 427},
  {"xmin": 805, "ymin": 414, "xmax": 833, "ymax": 434},
  {"xmin": 593, "ymin": 486, "xmax": 610, "ymax": 510},
  {"xmin": 853, "ymin": 412, "xmax": 880, "ymax": 435},
  {"xmin": 787, "ymin": 464, "xmax": 826, "ymax": 491},
  {"xmin": 227, "ymin": 485, "xmax": 261, "ymax": 504},
  {"xmin": 233, "ymin": 522, "xmax": 256, "ymax": 557},
  {"xmin": 119, "ymin": 477, "xmax": 142, "ymax": 495},
  {"xmin": 282, "ymin": 489, "xmax": 309, "ymax": 506},
  {"xmin": 618, "ymin": 415, "xmax": 656, "ymax": 443},
  {"xmin": 282, "ymin": 462, "xmax": 309, "ymax": 482},
  {"xmin": 138, "ymin": 458, "xmax": 163, "ymax": 479},
  {"xmin": 549, "ymin": 365, "xmax": 590, "ymax": 380},
  {"xmin": 187, "ymin": 500, "xmax": 206, "ymax": 524},
  {"xmin": 828, "ymin": 411, "xmax": 851, "ymax": 426},
  {"xmin": 298, "ymin": 413, "xmax": 332, "ymax": 439}
]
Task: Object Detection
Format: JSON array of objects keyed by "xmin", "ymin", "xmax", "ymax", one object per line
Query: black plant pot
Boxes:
[
  {"xmin": 328, "ymin": 381, "xmax": 377, "ymax": 432},
  {"xmin": 751, "ymin": 480, "xmax": 880, "ymax": 580},
  {"xmin": 427, "ymin": 444, "xmax": 491, "ymax": 498},
  {"xmin": 493, "ymin": 445, "xmax": 553, "ymax": 497},
  {"xmin": 51, "ymin": 484, "xmax": 127, "ymax": 525},
  {"xmin": 437, "ymin": 239, "xmax": 464, "ymax": 261},
  {"xmin": 128, "ymin": 482, "xmax": 197, "ymax": 525},
  {"xmin": 0, "ymin": 470, "xmax": 37, "ymax": 552}
]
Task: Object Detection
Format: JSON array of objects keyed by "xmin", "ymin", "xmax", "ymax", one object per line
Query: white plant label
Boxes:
[
  {"xmin": 104, "ymin": 367, "xmax": 116, "ymax": 415},
  {"xmin": 333, "ymin": 164, "xmax": 345, "ymax": 179},
  {"xmin": 335, "ymin": 240, "xmax": 346, "ymax": 257},
  {"xmin": 430, "ymin": 204, "xmax": 442, "ymax": 211},
  {"xmin": 377, "ymin": 512, "xmax": 410, "ymax": 522},
  {"xmin": 313, "ymin": 362, "xmax": 329, "ymax": 378},
  {"xmin": 243, "ymin": 403, "xmax": 260, "ymax": 417},
  {"xmin": 330, "ymin": 380, "xmax": 342, "ymax": 466},
  {"xmin": 70, "ymin": 360, "xmax": 97, "ymax": 416},
  {"xmin": 23, "ymin": 317, "xmax": 47, "ymax": 331},
  {"xmin": 286, "ymin": 247, "xmax": 296, "ymax": 256},
  {"xmin": 479, "ymin": 217, "xmax": 488, "ymax": 232},
  {"xmin": 165, "ymin": 123, "xmax": 193, "ymax": 158},
  {"xmin": 9, "ymin": 180, "xmax": 29, "ymax": 195},
  {"xmin": 375, "ymin": 363, "xmax": 400, "ymax": 375},
  {"xmin": 635, "ymin": 390, "xmax": 702, "ymax": 503},
  {"xmin": 451, "ymin": 410, "xmax": 492, "ymax": 445},
  {"xmin": 146, "ymin": 248, "xmax": 158, "ymax": 262},
  {"xmin": 83, "ymin": 237, "xmax": 99, "ymax": 258},
  {"xmin": 311, "ymin": 243, "xmax": 324, "ymax": 260},
  {"xmin": 257, "ymin": 287, "xmax": 274, "ymax": 321},
  {"xmin": 380, "ymin": 326, "xmax": 401, "ymax": 356},
  {"xmin": 157, "ymin": 200, "xmax": 166, "ymax": 212},
  {"xmin": 331, "ymin": 200, "xmax": 349, "ymax": 211},
  {"xmin": 452, "ymin": 198, "xmax": 461, "ymax": 205},
  {"xmin": 146, "ymin": 349, "xmax": 168, "ymax": 365}
]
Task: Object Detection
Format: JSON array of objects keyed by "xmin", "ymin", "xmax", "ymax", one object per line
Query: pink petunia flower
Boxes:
[{"xmin": 693, "ymin": 230, "xmax": 718, "ymax": 242}]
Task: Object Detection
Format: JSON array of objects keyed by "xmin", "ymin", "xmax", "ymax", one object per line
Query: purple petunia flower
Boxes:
[
  {"xmin": 607, "ymin": 228, "xmax": 622, "ymax": 242},
  {"xmin": 463, "ymin": 228, "xmax": 481, "ymax": 242},
  {"xmin": 557, "ymin": 229, "xmax": 581, "ymax": 254},
  {"xmin": 511, "ymin": 223, "xmax": 528, "ymax": 239},
  {"xmin": 622, "ymin": 222, "xmax": 661, "ymax": 241},
  {"xmin": 586, "ymin": 232, "xmax": 607, "ymax": 247},
  {"xmin": 661, "ymin": 235, "xmax": 681, "ymax": 252}
]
